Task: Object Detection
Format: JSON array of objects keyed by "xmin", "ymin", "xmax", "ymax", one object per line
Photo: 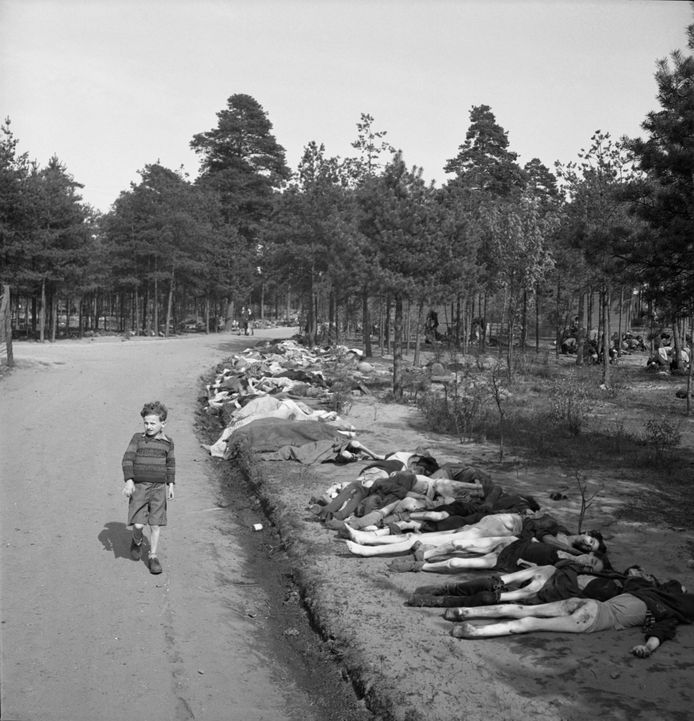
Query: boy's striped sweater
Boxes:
[{"xmin": 122, "ymin": 432, "xmax": 175, "ymax": 484}]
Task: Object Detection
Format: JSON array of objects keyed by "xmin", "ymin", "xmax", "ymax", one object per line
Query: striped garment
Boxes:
[{"xmin": 122, "ymin": 432, "xmax": 175, "ymax": 484}]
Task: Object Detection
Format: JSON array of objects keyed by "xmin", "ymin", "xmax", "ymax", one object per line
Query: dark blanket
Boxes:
[{"xmin": 223, "ymin": 417, "xmax": 348, "ymax": 459}]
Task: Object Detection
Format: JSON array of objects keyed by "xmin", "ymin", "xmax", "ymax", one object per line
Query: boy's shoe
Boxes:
[
  {"xmin": 130, "ymin": 538, "xmax": 142, "ymax": 561},
  {"xmin": 149, "ymin": 555, "xmax": 163, "ymax": 574}
]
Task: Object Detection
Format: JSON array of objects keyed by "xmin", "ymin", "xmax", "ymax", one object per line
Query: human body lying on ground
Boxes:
[
  {"xmin": 344, "ymin": 513, "xmax": 603, "ymax": 561},
  {"xmin": 406, "ymin": 560, "xmax": 620, "ymax": 608},
  {"xmin": 366, "ymin": 482, "xmax": 539, "ymax": 535},
  {"xmin": 385, "ymin": 527, "xmax": 606, "ymax": 575},
  {"xmin": 344, "ymin": 511, "xmax": 524, "ymax": 556},
  {"xmin": 311, "ymin": 453, "xmax": 485, "ymax": 528},
  {"xmin": 320, "ymin": 461, "xmax": 537, "ymax": 537},
  {"xmin": 445, "ymin": 566, "xmax": 694, "ymax": 659}
]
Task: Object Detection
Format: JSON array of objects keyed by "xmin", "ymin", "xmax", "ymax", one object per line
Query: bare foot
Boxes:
[{"xmin": 450, "ymin": 622, "xmax": 479, "ymax": 638}]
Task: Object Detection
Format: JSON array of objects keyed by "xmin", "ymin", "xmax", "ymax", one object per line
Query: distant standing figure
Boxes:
[{"xmin": 122, "ymin": 401, "xmax": 175, "ymax": 574}]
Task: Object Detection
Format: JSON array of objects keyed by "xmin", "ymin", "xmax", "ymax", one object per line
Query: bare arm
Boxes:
[
  {"xmin": 631, "ymin": 636, "xmax": 661, "ymax": 658},
  {"xmin": 541, "ymin": 534, "xmax": 580, "ymax": 555}
]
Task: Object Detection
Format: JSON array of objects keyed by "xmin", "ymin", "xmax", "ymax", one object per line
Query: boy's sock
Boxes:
[{"xmin": 130, "ymin": 533, "xmax": 143, "ymax": 561}]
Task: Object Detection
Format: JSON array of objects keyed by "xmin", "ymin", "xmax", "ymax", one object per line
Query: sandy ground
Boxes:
[
  {"xmin": 239, "ymin": 359, "xmax": 694, "ymax": 721},
  {"xmin": 0, "ymin": 329, "xmax": 368, "ymax": 721},
  {"xmin": 3, "ymin": 330, "xmax": 694, "ymax": 721}
]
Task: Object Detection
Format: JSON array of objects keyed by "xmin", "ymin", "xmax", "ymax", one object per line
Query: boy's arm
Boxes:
[
  {"xmin": 122, "ymin": 434, "xmax": 139, "ymax": 481},
  {"xmin": 166, "ymin": 439, "xmax": 176, "ymax": 485}
]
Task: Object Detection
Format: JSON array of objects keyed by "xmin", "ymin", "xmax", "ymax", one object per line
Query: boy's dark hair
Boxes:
[{"xmin": 141, "ymin": 401, "xmax": 168, "ymax": 421}]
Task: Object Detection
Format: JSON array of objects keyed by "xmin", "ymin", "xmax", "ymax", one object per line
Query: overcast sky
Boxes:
[{"xmin": 1, "ymin": 0, "xmax": 692, "ymax": 212}]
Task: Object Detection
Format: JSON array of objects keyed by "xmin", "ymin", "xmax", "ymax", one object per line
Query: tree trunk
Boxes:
[
  {"xmin": 601, "ymin": 285, "xmax": 610, "ymax": 386},
  {"xmin": 672, "ymin": 321, "xmax": 682, "ymax": 371},
  {"xmin": 392, "ymin": 295, "xmax": 404, "ymax": 400},
  {"xmin": 555, "ymin": 276, "xmax": 561, "ymax": 358},
  {"xmin": 0, "ymin": 283, "xmax": 14, "ymax": 367},
  {"xmin": 225, "ymin": 300, "xmax": 235, "ymax": 332},
  {"xmin": 520, "ymin": 290, "xmax": 528, "ymax": 351},
  {"xmin": 165, "ymin": 273, "xmax": 174, "ymax": 339},
  {"xmin": 384, "ymin": 295, "xmax": 391, "ymax": 354},
  {"xmin": 306, "ymin": 272, "xmax": 316, "ymax": 346},
  {"xmin": 378, "ymin": 295, "xmax": 384, "ymax": 356},
  {"xmin": 413, "ymin": 301, "xmax": 424, "ymax": 367},
  {"xmin": 687, "ymin": 313, "xmax": 693, "ymax": 416},
  {"xmin": 506, "ymin": 295, "xmax": 515, "ymax": 382},
  {"xmin": 153, "ymin": 265, "xmax": 159, "ymax": 335},
  {"xmin": 576, "ymin": 290, "xmax": 585, "ymax": 366},
  {"xmin": 361, "ymin": 289, "xmax": 372, "ymax": 358},
  {"xmin": 482, "ymin": 290, "xmax": 488, "ymax": 353},
  {"xmin": 50, "ymin": 291, "xmax": 57, "ymax": 342},
  {"xmin": 328, "ymin": 290, "xmax": 335, "ymax": 344},
  {"xmin": 78, "ymin": 296, "xmax": 84, "ymax": 339},
  {"xmin": 39, "ymin": 278, "xmax": 47, "ymax": 342},
  {"xmin": 617, "ymin": 286, "xmax": 624, "ymax": 360},
  {"xmin": 535, "ymin": 283, "xmax": 540, "ymax": 354}
]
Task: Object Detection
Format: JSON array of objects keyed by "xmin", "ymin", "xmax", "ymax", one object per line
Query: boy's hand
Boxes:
[
  {"xmin": 167, "ymin": 483, "xmax": 175, "ymax": 501},
  {"xmin": 122, "ymin": 479, "xmax": 134, "ymax": 498}
]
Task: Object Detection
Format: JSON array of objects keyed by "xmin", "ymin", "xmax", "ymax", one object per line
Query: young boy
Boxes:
[{"xmin": 122, "ymin": 401, "xmax": 175, "ymax": 574}]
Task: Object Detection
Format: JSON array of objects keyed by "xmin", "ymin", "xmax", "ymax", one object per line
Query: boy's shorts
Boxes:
[{"xmin": 128, "ymin": 482, "xmax": 168, "ymax": 526}]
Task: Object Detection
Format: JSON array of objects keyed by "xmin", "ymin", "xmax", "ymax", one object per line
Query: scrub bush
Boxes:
[
  {"xmin": 547, "ymin": 376, "xmax": 589, "ymax": 435},
  {"xmin": 643, "ymin": 416, "xmax": 682, "ymax": 463}
]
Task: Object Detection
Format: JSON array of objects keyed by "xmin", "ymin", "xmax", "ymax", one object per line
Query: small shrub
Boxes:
[
  {"xmin": 643, "ymin": 416, "xmax": 682, "ymax": 463},
  {"xmin": 452, "ymin": 390, "xmax": 488, "ymax": 441},
  {"xmin": 547, "ymin": 376, "xmax": 590, "ymax": 435},
  {"xmin": 417, "ymin": 391, "xmax": 456, "ymax": 434}
]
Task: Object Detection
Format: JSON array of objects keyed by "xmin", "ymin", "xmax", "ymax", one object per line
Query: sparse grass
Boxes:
[{"xmin": 412, "ymin": 351, "xmax": 694, "ymax": 483}]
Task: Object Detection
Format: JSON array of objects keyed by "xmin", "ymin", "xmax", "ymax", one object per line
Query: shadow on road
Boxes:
[{"xmin": 98, "ymin": 521, "xmax": 137, "ymax": 560}]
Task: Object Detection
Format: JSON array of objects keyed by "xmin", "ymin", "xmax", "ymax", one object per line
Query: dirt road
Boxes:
[{"xmin": 0, "ymin": 330, "xmax": 360, "ymax": 721}]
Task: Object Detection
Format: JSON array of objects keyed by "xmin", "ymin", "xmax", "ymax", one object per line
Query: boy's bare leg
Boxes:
[
  {"xmin": 149, "ymin": 525, "xmax": 161, "ymax": 556},
  {"xmin": 132, "ymin": 523, "xmax": 144, "ymax": 543}
]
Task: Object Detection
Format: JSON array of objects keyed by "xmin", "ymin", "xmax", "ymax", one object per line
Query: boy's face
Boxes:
[{"xmin": 143, "ymin": 414, "xmax": 165, "ymax": 437}]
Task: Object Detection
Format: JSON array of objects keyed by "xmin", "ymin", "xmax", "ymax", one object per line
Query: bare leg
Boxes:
[
  {"xmin": 345, "ymin": 538, "xmax": 418, "ymax": 557},
  {"xmin": 421, "ymin": 553, "xmax": 499, "ymax": 573},
  {"xmin": 445, "ymin": 597, "xmax": 590, "ymax": 621},
  {"xmin": 149, "ymin": 525, "xmax": 161, "ymax": 556},
  {"xmin": 423, "ymin": 536, "xmax": 516, "ymax": 561},
  {"xmin": 497, "ymin": 566, "xmax": 555, "ymax": 588},
  {"xmin": 348, "ymin": 440, "xmax": 382, "ymax": 459},
  {"xmin": 409, "ymin": 511, "xmax": 450, "ymax": 522},
  {"xmin": 496, "ymin": 566, "xmax": 556, "ymax": 602},
  {"xmin": 346, "ymin": 527, "xmax": 394, "ymax": 544},
  {"xmin": 346, "ymin": 527, "xmax": 458, "ymax": 548},
  {"xmin": 450, "ymin": 599, "xmax": 598, "ymax": 637},
  {"xmin": 132, "ymin": 523, "xmax": 145, "ymax": 543}
]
